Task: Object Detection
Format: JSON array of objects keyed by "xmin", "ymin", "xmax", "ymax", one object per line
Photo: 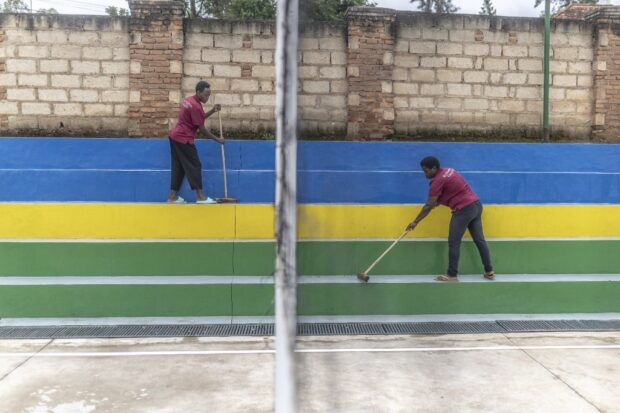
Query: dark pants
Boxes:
[
  {"xmin": 447, "ymin": 200, "xmax": 493, "ymax": 276},
  {"xmin": 169, "ymin": 138, "xmax": 202, "ymax": 191}
]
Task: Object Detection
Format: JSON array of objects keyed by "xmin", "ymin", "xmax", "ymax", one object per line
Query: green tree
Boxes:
[
  {"xmin": 37, "ymin": 8, "xmax": 58, "ymax": 14},
  {"xmin": 186, "ymin": 0, "xmax": 375, "ymax": 21},
  {"xmin": 410, "ymin": 0, "xmax": 459, "ymax": 13},
  {"xmin": 479, "ymin": 0, "xmax": 496, "ymax": 15},
  {"xmin": 105, "ymin": 6, "xmax": 129, "ymax": 16},
  {"xmin": 1, "ymin": 0, "xmax": 29, "ymax": 13},
  {"xmin": 534, "ymin": 0, "xmax": 598, "ymax": 14}
]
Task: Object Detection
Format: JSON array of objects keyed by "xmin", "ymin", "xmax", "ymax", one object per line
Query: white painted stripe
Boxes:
[
  {"xmin": 1, "ymin": 344, "xmax": 620, "ymax": 358},
  {"xmin": 2, "ymin": 313, "xmax": 620, "ymax": 327},
  {"xmin": 1, "ymin": 168, "xmax": 619, "ymax": 175},
  {"xmin": 2, "ymin": 274, "xmax": 620, "ymax": 286}
]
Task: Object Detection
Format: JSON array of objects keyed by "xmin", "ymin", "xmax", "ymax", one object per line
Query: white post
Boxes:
[{"xmin": 274, "ymin": 0, "xmax": 298, "ymax": 412}]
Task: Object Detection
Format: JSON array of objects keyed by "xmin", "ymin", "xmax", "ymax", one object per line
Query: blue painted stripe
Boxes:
[{"xmin": 0, "ymin": 138, "xmax": 618, "ymax": 203}]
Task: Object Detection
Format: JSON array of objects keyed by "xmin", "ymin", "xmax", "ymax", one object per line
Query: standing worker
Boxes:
[
  {"xmin": 406, "ymin": 156, "xmax": 495, "ymax": 282},
  {"xmin": 167, "ymin": 80, "xmax": 224, "ymax": 204}
]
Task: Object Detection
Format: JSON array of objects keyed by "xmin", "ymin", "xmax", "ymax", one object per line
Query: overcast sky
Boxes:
[{"xmin": 28, "ymin": 0, "xmax": 620, "ymax": 17}]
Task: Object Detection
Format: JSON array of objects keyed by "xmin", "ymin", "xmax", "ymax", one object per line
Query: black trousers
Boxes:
[
  {"xmin": 447, "ymin": 200, "xmax": 493, "ymax": 276},
  {"xmin": 169, "ymin": 138, "xmax": 202, "ymax": 191}
]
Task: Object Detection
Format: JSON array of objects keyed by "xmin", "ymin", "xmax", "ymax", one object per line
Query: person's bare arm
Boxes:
[
  {"xmin": 198, "ymin": 104, "xmax": 223, "ymax": 143},
  {"xmin": 406, "ymin": 196, "xmax": 438, "ymax": 231}
]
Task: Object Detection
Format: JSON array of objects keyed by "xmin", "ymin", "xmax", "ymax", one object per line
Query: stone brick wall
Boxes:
[
  {"xmin": 184, "ymin": 19, "xmax": 347, "ymax": 136},
  {"xmin": 3, "ymin": 5, "xmax": 620, "ymax": 140},
  {"xmin": 0, "ymin": 14, "xmax": 129, "ymax": 135},
  {"xmin": 392, "ymin": 12, "xmax": 594, "ymax": 138}
]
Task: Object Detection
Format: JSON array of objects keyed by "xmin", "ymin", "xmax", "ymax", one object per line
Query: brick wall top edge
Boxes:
[
  {"xmin": 186, "ymin": 17, "xmax": 344, "ymax": 36},
  {"xmin": 0, "ymin": 13, "xmax": 128, "ymax": 31}
]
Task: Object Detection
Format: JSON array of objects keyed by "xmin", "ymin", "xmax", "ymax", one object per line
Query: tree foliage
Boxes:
[
  {"xmin": 1, "ymin": 0, "xmax": 29, "ymax": 13},
  {"xmin": 185, "ymin": 0, "xmax": 375, "ymax": 21},
  {"xmin": 533, "ymin": 0, "xmax": 598, "ymax": 14},
  {"xmin": 410, "ymin": 0, "xmax": 459, "ymax": 14},
  {"xmin": 479, "ymin": 0, "xmax": 496, "ymax": 16},
  {"xmin": 37, "ymin": 8, "xmax": 58, "ymax": 14},
  {"xmin": 105, "ymin": 6, "xmax": 129, "ymax": 16}
]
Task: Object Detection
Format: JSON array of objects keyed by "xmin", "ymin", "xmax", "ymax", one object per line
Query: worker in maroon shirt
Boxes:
[
  {"xmin": 167, "ymin": 80, "xmax": 224, "ymax": 204},
  {"xmin": 406, "ymin": 156, "xmax": 495, "ymax": 282}
]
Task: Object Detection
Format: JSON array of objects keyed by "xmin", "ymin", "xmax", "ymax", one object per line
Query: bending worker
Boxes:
[
  {"xmin": 167, "ymin": 80, "xmax": 224, "ymax": 204},
  {"xmin": 407, "ymin": 156, "xmax": 495, "ymax": 282}
]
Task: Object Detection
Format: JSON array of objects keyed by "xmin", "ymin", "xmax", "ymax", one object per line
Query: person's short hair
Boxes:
[
  {"xmin": 420, "ymin": 156, "xmax": 440, "ymax": 169},
  {"xmin": 195, "ymin": 80, "xmax": 211, "ymax": 93}
]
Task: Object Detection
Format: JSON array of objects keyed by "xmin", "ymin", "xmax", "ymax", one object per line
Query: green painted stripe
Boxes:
[
  {"xmin": 0, "ymin": 285, "xmax": 232, "ymax": 318},
  {"xmin": 2, "ymin": 281, "xmax": 620, "ymax": 317},
  {"xmin": 1, "ymin": 240, "xmax": 619, "ymax": 276}
]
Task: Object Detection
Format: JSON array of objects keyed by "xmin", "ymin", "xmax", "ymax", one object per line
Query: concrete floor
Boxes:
[{"xmin": 0, "ymin": 332, "xmax": 619, "ymax": 413}]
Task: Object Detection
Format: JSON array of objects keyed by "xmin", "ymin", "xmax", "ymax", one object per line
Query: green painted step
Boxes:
[
  {"xmin": 1, "ymin": 281, "xmax": 620, "ymax": 317},
  {"xmin": 1, "ymin": 240, "xmax": 619, "ymax": 276}
]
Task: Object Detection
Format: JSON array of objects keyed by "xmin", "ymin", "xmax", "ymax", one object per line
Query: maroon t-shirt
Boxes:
[
  {"xmin": 170, "ymin": 95, "xmax": 205, "ymax": 144},
  {"xmin": 428, "ymin": 167, "xmax": 479, "ymax": 212}
]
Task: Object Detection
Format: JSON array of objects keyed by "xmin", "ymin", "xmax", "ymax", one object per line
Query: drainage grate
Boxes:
[{"xmin": 1, "ymin": 320, "xmax": 619, "ymax": 339}]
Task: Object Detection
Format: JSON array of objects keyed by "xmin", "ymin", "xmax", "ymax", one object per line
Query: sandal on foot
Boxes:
[
  {"xmin": 435, "ymin": 275, "xmax": 459, "ymax": 282},
  {"xmin": 483, "ymin": 271, "xmax": 495, "ymax": 280},
  {"xmin": 167, "ymin": 196, "xmax": 186, "ymax": 204}
]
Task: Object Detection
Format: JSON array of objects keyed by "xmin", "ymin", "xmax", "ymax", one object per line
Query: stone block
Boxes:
[
  {"xmin": 68, "ymin": 32, "xmax": 100, "ymax": 45},
  {"xmin": 6, "ymin": 59, "xmax": 36, "ymax": 73},
  {"xmin": 551, "ymin": 100, "xmax": 576, "ymax": 113},
  {"xmin": 115, "ymin": 104, "xmax": 129, "ymax": 116},
  {"xmin": 516, "ymin": 87, "xmax": 540, "ymax": 99},
  {"xmin": 304, "ymin": 51, "xmax": 331, "ymax": 65},
  {"xmin": 320, "ymin": 95, "xmax": 346, "ymax": 108},
  {"xmin": 464, "ymin": 43, "xmax": 489, "ymax": 56},
  {"xmin": 300, "ymin": 95, "xmax": 318, "ymax": 107},
  {"xmin": 39, "ymin": 89, "xmax": 68, "ymax": 102},
  {"xmin": 51, "ymin": 45, "xmax": 81, "ymax": 59},
  {"xmin": 70, "ymin": 89, "xmax": 99, "ymax": 103},
  {"xmin": 129, "ymin": 91, "xmax": 141, "ymax": 103},
  {"xmin": 113, "ymin": 48, "xmax": 129, "ymax": 61},
  {"xmin": 420, "ymin": 56, "xmax": 446, "ymax": 68},
  {"xmin": 261, "ymin": 51, "xmax": 274, "ymax": 64},
  {"xmin": 437, "ymin": 98, "xmax": 461, "ymax": 109},
  {"xmin": 212, "ymin": 93, "xmax": 241, "ymax": 105},
  {"xmin": 0, "ymin": 73, "xmax": 17, "ymax": 86},
  {"xmin": 421, "ymin": 111, "xmax": 448, "ymax": 123},
  {"xmin": 253, "ymin": 94, "xmax": 275, "ymax": 106},
  {"xmin": 437, "ymin": 42, "xmax": 463, "ymax": 55},
  {"xmin": 484, "ymin": 85, "xmax": 508, "ymax": 98},
  {"xmin": 0, "ymin": 101, "xmax": 19, "ymax": 115},
  {"xmin": 185, "ymin": 62, "xmax": 212, "ymax": 77},
  {"xmin": 568, "ymin": 62, "xmax": 591, "ymax": 75},
  {"xmin": 577, "ymin": 75, "xmax": 592, "ymax": 88},
  {"xmin": 100, "ymin": 32, "xmax": 127, "ymax": 46},
  {"xmin": 483, "ymin": 58, "xmax": 508, "ymax": 71},
  {"xmin": 410, "ymin": 41, "xmax": 436, "ymax": 54},
  {"xmin": 394, "ymin": 55, "xmax": 419, "ymax": 67},
  {"xmin": 463, "ymin": 71, "xmax": 488, "ymax": 83},
  {"xmin": 170, "ymin": 61, "xmax": 182, "ymax": 74},
  {"xmin": 102, "ymin": 91, "xmax": 129, "ymax": 103},
  {"xmin": 448, "ymin": 57, "xmax": 474, "ymax": 69},
  {"xmin": 71, "ymin": 61, "xmax": 100, "ymax": 75},
  {"xmin": 299, "ymin": 66, "xmax": 318, "ymax": 79},
  {"xmin": 7, "ymin": 88, "xmax": 36, "ymax": 101},
  {"xmin": 392, "ymin": 68, "xmax": 408, "ymax": 81},
  {"xmin": 499, "ymin": 100, "xmax": 525, "ymax": 112},
  {"xmin": 214, "ymin": 35, "xmax": 243, "ymax": 49},
  {"xmin": 393, "ymin": 96, "xmax": 408, "ymax": 108},
  {"xmin": 554, "ymin": 47, "xmax": 578, "ymax": 61},
  {"xmin": 83, "ymin": 47, "xmax": 112, "ymax": 60},
  {"xmin": 83, "ymin": 76, "xmax": 112, "ymax": 89},
  {"xmin": 485, "ymin": 112, "xmax": 510, "ymax": 124},
  {"xmin": 252, "ymin": 65, "xmax": 276, "ymax": 79},
  {"xmin": 130, "ymin": 61, "xmax": 141, "ymax": 74},
  {"xmin": 231, "ymin": 79, "xmax": 259, "ymax": 92},
  {"xmin": 464, "ymin": 98, "xmax": 488, "ymax": 110},
  {"xmin": 36, "ymin": 30, "xmax": 68, "ymax": 44},
  {"xmin": 51, "ymin": 75, "xmax": 81, "ymax": 88},
  {"xmin": 202, "ymin": 49, "xmax": 231, "ymax": 63},
  {"xmin": 437, "ymin": 69, "xmax": 462, "ymax": 82},
  {"xmin": 84, "ymin": 104, "xmax": 113, "ymax": 116},
  {"xmin": 420, "ymin": 84, "xmax": 445, "ymax": 96},
  {"xmin": 553, "ymin": 75, "xmax": 576, "ymax": 87},
  {"xmin": 578, "ymin": 48, "xmax": 593, "ymax": 61},
  {"xmin": 422, "ymin": 28, "xmax": 449, "ymax": 41},
  {"xmin": 102, "ymin": 62, "xmax": 128, "ymax": 75},
  {"xmin": 447, "ymin": 83, "xmax": 472, "ymax": 96},
  {"xmin": 503, "ymin": 73, "xmax": 527, "ymax": 85},
  {"xmin": 319, "ymin": 37, "xmax": 345, "ymax": 51},
  {"xmin": 18, "ymin": 45, "xmax": 49, "ymax": 58},
  {"xmin": 502, "ymin": 45, "xmax": 528, "ymax": 57},
  {"xmin": 40, "ymin": 59, "xmax": 69, "ymax": 73},
  {"xmin": 214, "ymin": 65, "xmax": 241, "ymax": 77},
  {"xmin": 303, "ymin": 80, "xmax": 329, "ymax": 94},
  {"xmin": 518, "ymin": 59, "xmax": 542, "ymax": 72},
  {"xmin": 232, "ymin": 50, "xmax": 261, "ymax": 63},
  {"xmin": 319, "ymin": 66, "xmax": 346, "ymax": 79},
  {"xmin": 22, "ymin": 103, "xmax": 51, "ymax": 115},
  {"xmin": 566, "ymin": 89, "xmax": 591, "ymax": 101},
  {"xmin": 393, "ymin": 82, "xmax": 418, "ymax": 95},
  {"xmin": 330, "ymin": 80, "xmax": 347, "ymax": 93},
  {"xmin": 17, "ymin": 74, "xmax": 47, "ymax": 87},
  {"xmin": 331, "ymin": 52, "xmax": 346, "ymax": 65},
  {"xmin": 254, "ymin": 36, "xmax": 276, "ymax": 49}
]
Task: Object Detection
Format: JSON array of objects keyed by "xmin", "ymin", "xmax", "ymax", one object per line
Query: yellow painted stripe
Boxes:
[{"xmin": 0, "ymin": 204, "xmax": 618, "ymax": 239}]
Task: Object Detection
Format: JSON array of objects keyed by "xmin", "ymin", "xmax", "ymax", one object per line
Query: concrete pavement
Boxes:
[{"xmin": 0, "ymin": 332, "xmax": 619, "ymax": 413}]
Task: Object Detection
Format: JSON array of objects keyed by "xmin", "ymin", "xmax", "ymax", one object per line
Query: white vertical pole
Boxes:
[{"xmin": 274, "ymin": 0, "xmax": 298, "ymax": 412}]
